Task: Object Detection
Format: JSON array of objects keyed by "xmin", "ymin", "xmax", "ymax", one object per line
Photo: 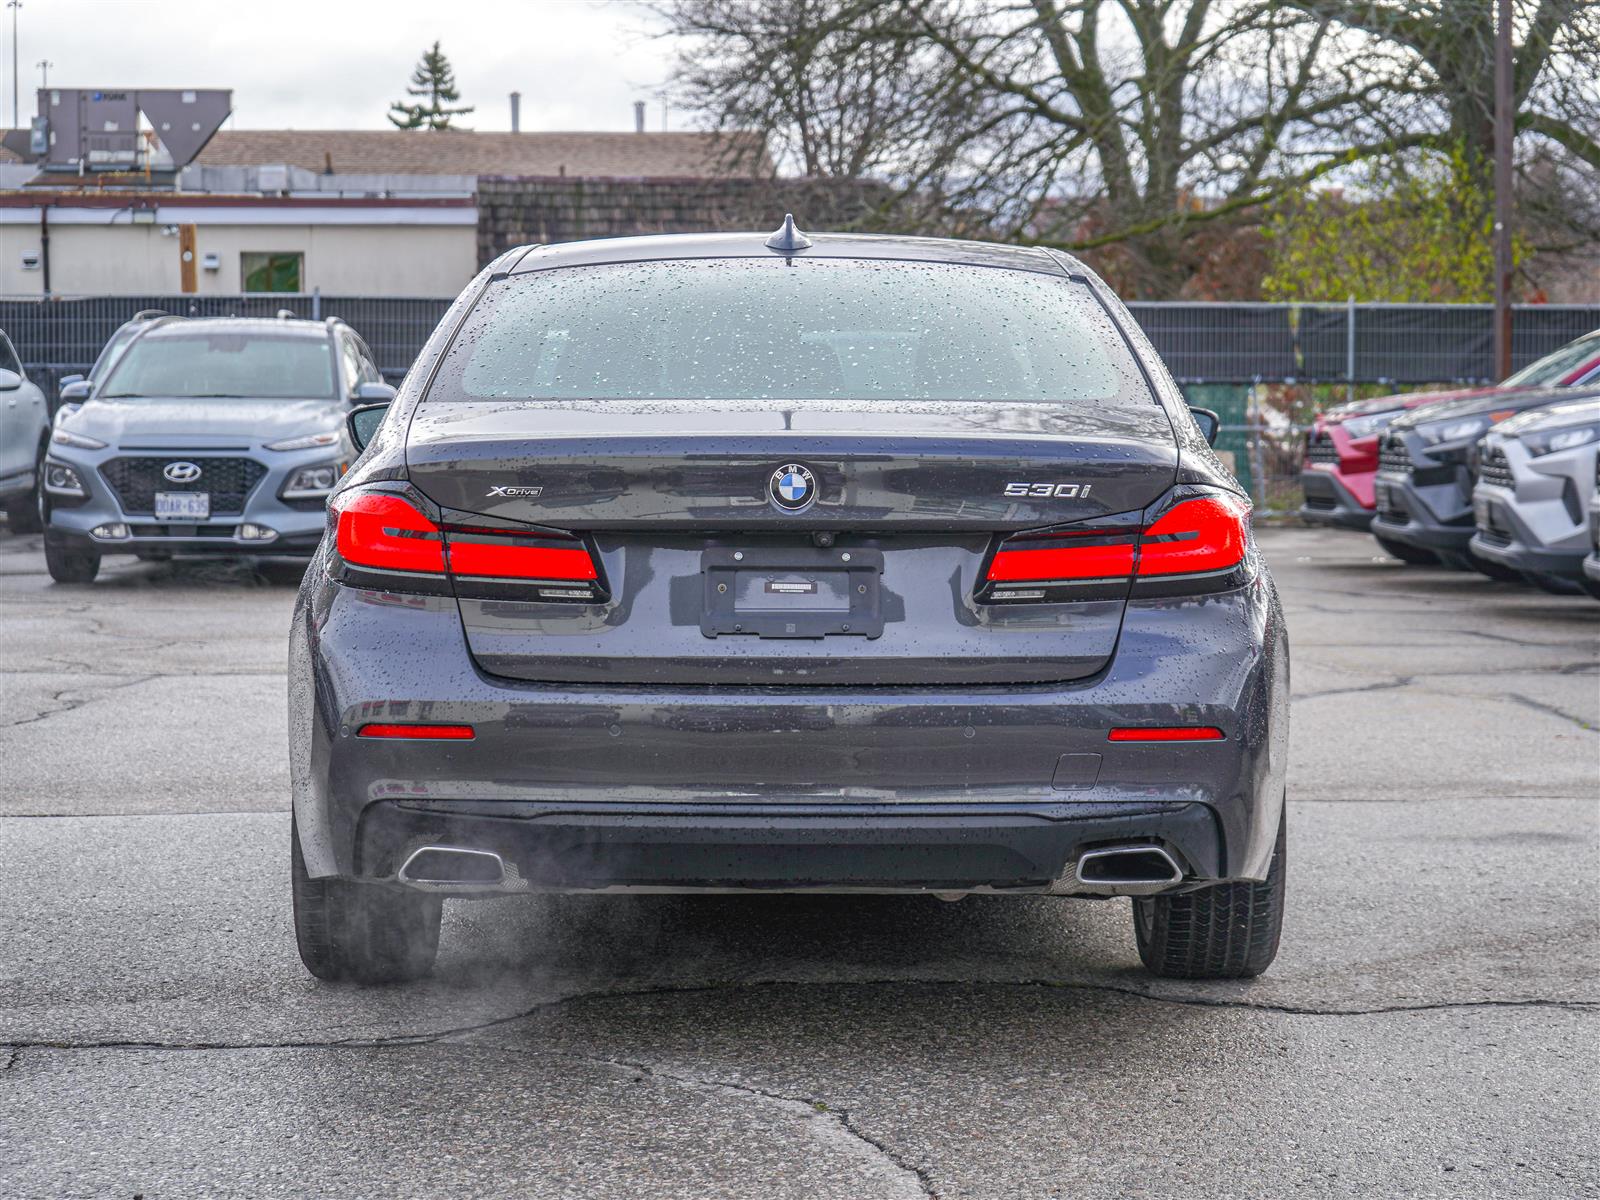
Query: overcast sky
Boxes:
[{"xmin": 9, "ymin": 0, "xmax": 676, "ymax": 132}]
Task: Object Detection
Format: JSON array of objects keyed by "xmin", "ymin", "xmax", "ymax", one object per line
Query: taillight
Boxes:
[
  {"xmin": 447, "ymin": 533, "xmax": 599, "ymax": 582},
  {"xmin": 979, "ymin": 491, "xmax": 1250, "ymax": 604},
  {"xmin": 333, "ymin": 492, "xmax": 445, "ymax": 573},
  {"xmin": 986, "ymin": 532, "xmax": 1136, "ymax": 583},
  {"xmin": 444, "ymin": 527, "xmax": 606, "ymax": 601},
  {"xmin": 1136, "ymin": 494, "xmax": 1248, "ymax": 578},
  {"xmin": 330, "ymin": 489, "xmax": 606, "ymax": 601}
]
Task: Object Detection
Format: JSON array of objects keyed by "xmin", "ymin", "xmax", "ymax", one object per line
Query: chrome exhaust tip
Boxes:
[
  {"xmin": 397, "ymin": 845, "xmax": 506, "ymax": 890},
  {"xmin": 1074, "ymin": 845, "xmax": 1184, "ymax": 895}
]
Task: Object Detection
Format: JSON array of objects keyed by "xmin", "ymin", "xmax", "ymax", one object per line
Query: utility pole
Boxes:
[
  {"xmin": 6, "ymin": 1, "xmax": 19, "ymax": 131},
  {"xmin": 36, "ymin": 57, "xmax": 48, "ymax": 91},
  {"xmin": 1493, "ymin": 0, "xmax": 1514, "ymax": 381}
]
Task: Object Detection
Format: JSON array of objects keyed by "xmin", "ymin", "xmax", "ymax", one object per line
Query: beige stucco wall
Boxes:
[{"xmin": 0, "ymin": 221, "xmax": 477, "ymax": 297}]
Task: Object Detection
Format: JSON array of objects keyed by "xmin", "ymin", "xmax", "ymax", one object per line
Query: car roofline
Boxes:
[{"xmin": 505, "ymin": 230, "xmax": 1084, "ymax": 279}]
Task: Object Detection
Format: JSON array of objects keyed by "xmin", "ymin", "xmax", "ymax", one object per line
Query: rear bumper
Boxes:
[
  {"xmin": 358, "ymin": 798, "xmax": 1224, "ymax": 895},
  {"xmin": 1298, "ymin": 467, "xmax": 1374, "ymax": 530},
  {"xmin": 290, "ymin": 557, "xmax": 1290, "ymax": 893}
]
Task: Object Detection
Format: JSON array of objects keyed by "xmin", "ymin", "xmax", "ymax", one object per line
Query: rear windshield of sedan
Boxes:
[
  {"xmin": 432, "ymin": 259, "xmax": 1154, "ymax": 406},
  {"xmin": 100, "ymin": 332, "xmax": 335, "ymax": 400}
]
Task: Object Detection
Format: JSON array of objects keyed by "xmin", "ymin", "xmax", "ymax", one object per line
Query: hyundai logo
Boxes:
[
  {"xmin": 769, "ymin": 463, "xmax": 815, "ymax": 513},
  {"xmin": 163, "ymin": 461, "xmax": 202, "ymax": 484}
]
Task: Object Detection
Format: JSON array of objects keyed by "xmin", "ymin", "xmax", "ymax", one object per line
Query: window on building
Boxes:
[{"xmin": 242, "ymin": 252, "xmax": 303, "ymax": 293}]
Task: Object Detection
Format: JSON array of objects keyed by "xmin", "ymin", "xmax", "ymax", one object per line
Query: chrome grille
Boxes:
[
  {"xmin": 1378, "ymin": 436, "xmax": 1412, "ymax": 474},
  {"xmin": 1477, "ymin": 446, "xmax": 1515, "ymax": 490},
  {"xmin": 100, "ymin": 456, "xmax": 267, "ymax": 516},
  {"xmin": 1305, "ymin": 433, "xmax": 1338, "ymax": 465}
]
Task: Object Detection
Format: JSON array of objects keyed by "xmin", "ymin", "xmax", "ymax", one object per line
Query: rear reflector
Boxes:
[
  {"xmin": 1136, "ymin": 495, "xmax": 1248, "ymax": 577},
  {"xmin": 333, "ymin": 493, "xmax": 445, "ymax": 574},
  {"xmin": 1107, "ymin": 726, "xmax": 1225, "ymax": 742},
  {"xmin": 357, "ymin": 723, "xmax": 475, "ymax": 740}
]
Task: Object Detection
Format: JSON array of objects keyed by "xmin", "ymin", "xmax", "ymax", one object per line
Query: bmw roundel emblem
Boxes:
[{"xmin": 769, "ymin": 463, "xmax": 816, "ymax": 513}]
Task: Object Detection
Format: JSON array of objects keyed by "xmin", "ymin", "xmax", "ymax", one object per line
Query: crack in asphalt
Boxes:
[
  {"xmin": 0, "ymin": 674, "xmax": 157, "ymax": 729},
  {"xmin": 1504, "ymin": 692, "xmax": 1599, "ymax": 732},
  {"xmin": 553, "ymin": 1049, "xmax": 936, "ymax": 1198},
  {"xmin": 1293, "ymin": 675, "xmax": 1414, "ymax": 702},
  {"xmin": 4, "ymin": 979, "xmax": 1594, "ymax": 1062}
]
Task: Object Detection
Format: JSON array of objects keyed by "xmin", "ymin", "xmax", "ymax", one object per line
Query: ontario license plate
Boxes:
[{"xmin": 155, "ymin": 491, "xmax": 210, "ymax": 520}]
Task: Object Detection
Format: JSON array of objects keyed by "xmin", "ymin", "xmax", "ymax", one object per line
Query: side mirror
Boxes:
[
  {"xmin": 58, "ymin": 373, "xmax": 85, "ymax": 388},
  {"xmin": 354, "ymin": 381, "xmax": 398, "ymax": 404},
  {"xmin": 0, "ymin": 368, "xmax": 21, "ymax": 392},
  {"xmin": 1188, "ymin": 407, "xmax": 1221, "ymax": 446},
  {"xmin": 58, "ymin": 380, "xmax": 92, "ymax": 404},
  {"xmin": 347, "ymin": 401, "xmax": 391, "ymax": 453}
]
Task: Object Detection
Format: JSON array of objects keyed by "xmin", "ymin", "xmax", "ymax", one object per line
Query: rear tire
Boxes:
[
  {"xmin": 291, "ymin": 815, "xmax": 442, "ymax": 984},
  {"xmin": 1133, "ymin": 808, "xmax": 1286, "ymax": 979},
  {"xmin": 1373, "ymin": 536, "xmax": 1436, "ymax": 565},
  {"xmin": 1520, "ymin": 570, "xmax": 1584, "ymax": 596},
  {"xmin": 44, "ymin": 535, "xmax": 100, "ymax": 583}
]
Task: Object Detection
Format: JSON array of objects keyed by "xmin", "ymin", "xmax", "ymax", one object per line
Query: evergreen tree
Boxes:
[{"xmin": 388, "ymin": 42, "xmax": 473, "ymax": 131}]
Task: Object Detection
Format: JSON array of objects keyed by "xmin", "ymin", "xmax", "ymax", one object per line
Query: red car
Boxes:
[{"xmin": 1300, "ymin": 329, "xmax": 1600, "ymax": 554}]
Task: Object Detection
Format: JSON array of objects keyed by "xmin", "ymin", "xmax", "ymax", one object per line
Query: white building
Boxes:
[{"xmin": 0, "ymin": 129, "xmax": 755, "ymax": 298}]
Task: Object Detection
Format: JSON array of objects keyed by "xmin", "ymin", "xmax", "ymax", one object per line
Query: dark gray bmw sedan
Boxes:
[{"xmin": 288, "ymin": 223, "xmax": 1290, "ymax": 984}]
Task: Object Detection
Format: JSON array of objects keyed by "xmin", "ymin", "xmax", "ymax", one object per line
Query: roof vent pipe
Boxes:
[
  {"xmin": 510, "ymin": 92, "xmax": 521, "ymax": 133},
  {"xmin": 634, "ymin": 100, "xmax": 646, "ymax": 134}
]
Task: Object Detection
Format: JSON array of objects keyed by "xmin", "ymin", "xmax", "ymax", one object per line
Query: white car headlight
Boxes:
[
  {"xmin": 1523, "ymin": 424, "xmax": 1599, "ymax": 457},
  {"xmin": 50, "ymin": 428, "xmax": 107, "ymax": 450},
  {"xmin": 280, "ymin": 461, "xmax": 344, "ymax": 500},
  {"xmin": 1341, "ymin": 410, "xmax": 1399, "ymax": 440},
  {"xmin": 266, "ymin": 430, "xmax": 342, "ymax": 452},
  {"xmin": 1418, "ymin": 417, "xmax": 1488, "ymax": 446}
]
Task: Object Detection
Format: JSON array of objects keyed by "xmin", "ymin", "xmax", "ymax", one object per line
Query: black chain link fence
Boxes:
[{"xmin": 7, "ymin": 294, "xmax": 1596, "ymax": 509}]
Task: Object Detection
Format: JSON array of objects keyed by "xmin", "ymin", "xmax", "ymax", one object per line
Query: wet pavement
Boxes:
[{"xmin": 2, "ymin": 524, "xmax": 1596, "ymax": 1198}]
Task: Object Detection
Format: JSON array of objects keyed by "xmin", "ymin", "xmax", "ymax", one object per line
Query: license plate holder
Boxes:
[
  {"xmin": 700, "ymin": 546, "xmax": 884, "ymax": 639},
  {"xmin": 154, "ymin": 491, "xmax": 210, "ymax": 521}
]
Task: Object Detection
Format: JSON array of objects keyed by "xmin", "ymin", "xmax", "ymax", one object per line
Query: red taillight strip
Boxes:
[
  {"xmin": 987, "ymin": 538, "xmax": 1136, "ymax": 582},
  {"xmin": 447, "ymin": 538, "xmax": 599, "ymax": 581},
  {"xmin": 1107, "ymin": 726, "xmax": 1225, "ymax": 742},
  {"xmin": 357, "ymin": 723, "xmax": 475, "ymax": 740}
]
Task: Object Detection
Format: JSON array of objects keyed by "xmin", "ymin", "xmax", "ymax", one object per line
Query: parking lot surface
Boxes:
[{"xmin": 2, "ymin": 525, "xmax": 1596, "ymax": 1199}]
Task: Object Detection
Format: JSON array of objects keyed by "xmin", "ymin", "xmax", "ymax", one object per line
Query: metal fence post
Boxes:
[
  {"xmin": 1346, "ymin": 295, "xmax": 1356, "ymax": 405},
  {"xmin": 311, "ymin": 287, "xmax": 322, "ymax": 321},
  {"xmin": 1248, "ymin": 380, "xmax": 1266, "ymax": 507}
]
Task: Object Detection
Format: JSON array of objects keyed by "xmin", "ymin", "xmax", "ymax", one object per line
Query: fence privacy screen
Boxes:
[{"xmin": 2, "ymin": 295, "xmax": 1596, "ymax": 395}]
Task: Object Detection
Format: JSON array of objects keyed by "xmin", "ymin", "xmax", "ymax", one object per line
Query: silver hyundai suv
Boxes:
[
  {"xmin": 41, "ymin": 316, "xmax": 394, "ymax": 583},
  {"xmin": 1470, "ymin": 393, "xmax": 1600, "ymax": 594}
]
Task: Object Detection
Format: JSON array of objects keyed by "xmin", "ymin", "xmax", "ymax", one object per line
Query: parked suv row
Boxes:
[
  {"xmin": 40, "ymin": 314, "xmax": 394, "ymax": 582},
  {"xmin": 1470, "ymin": 396, "xmax": 1600, "ymax": 595},
  {"xmin": 1369, "ymin": 386, "xmax": 1576, "ymax": 577},
  {"xmin": 1299, "ymin": 329, "xmax": 1600, "ymax": 541}
]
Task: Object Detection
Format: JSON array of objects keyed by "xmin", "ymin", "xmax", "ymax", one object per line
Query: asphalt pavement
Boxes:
[{"xmin": 1, "ymin": 524, "xmax": 1596, "ymax": 1199}]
